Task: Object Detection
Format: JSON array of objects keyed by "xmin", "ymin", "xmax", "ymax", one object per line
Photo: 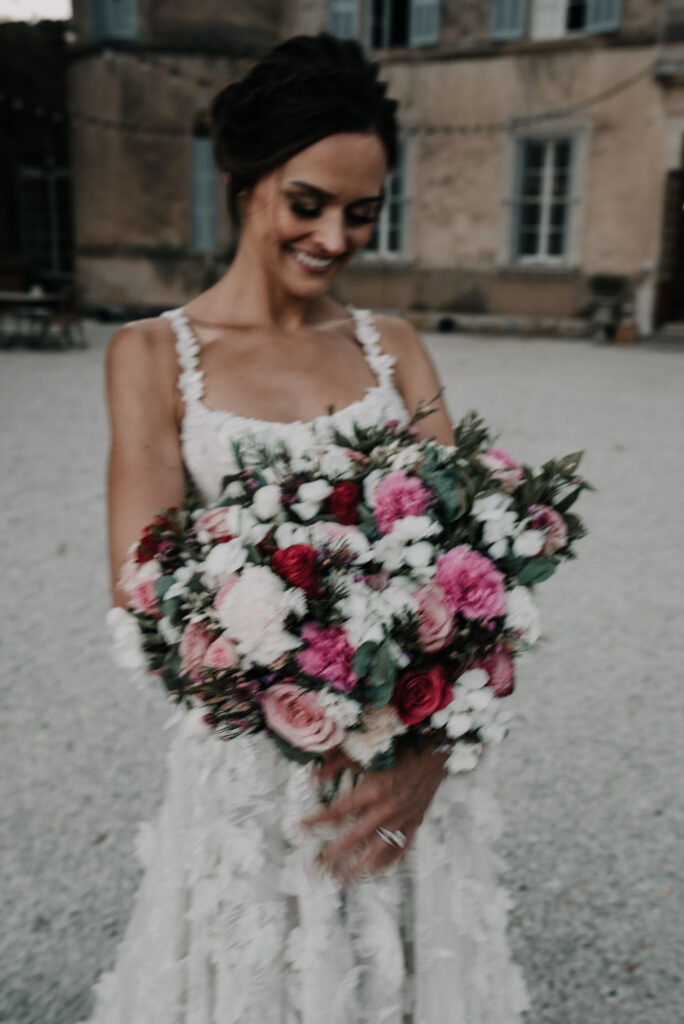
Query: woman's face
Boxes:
[{"xmin": 240, "ymin": 132, "xmax": 388, "ymax": 298}]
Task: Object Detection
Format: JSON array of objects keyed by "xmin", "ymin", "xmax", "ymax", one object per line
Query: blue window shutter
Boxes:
[
  {"xmin": 326, "ymin": 0, "xmax": 359, "ymax": 39},
  {"xmin": 586, "ymin": 0, "xmax": 621, "ymax": 32},
  {"xmin": 192, "ymin": 135, "xmax": 218, "ymax": 252},
  {"xmin": 491, "ymin": 0, "xmax": 526, "ymax": 40},
  {"xmin": 409, "ymin": 0, "xmax": 440, "ymax": 46},
  {"xmin": 90, "ymin": 0, "xmax": 138, "ymax": 39},
  {"xmin": 510, "ymin": 138, "xmax": 526, "ymax": 259}
]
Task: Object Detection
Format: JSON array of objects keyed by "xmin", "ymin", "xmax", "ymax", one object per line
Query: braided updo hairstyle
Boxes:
[{"xmin": 210, "ymin": 33, "xmax": 399, "ymax": 229}]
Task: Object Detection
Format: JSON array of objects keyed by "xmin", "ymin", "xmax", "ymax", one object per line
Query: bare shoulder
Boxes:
[
  {"xmin": 107, "ymin": 315, "xmax": 176, "ymax": 380},
  {"xmin": 372, "ymin": 314, "xmax": 434, "ymax": 386}
]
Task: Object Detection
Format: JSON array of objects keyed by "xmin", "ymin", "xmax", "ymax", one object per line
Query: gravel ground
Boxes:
[{"xmin": 1, "ymin": 322, "xmax": 682, "ymax": 1024}]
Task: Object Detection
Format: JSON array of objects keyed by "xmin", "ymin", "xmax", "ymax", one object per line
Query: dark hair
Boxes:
[{"xmin": 210, "ymin": 33, "xmax": 399, "ymax": 228}]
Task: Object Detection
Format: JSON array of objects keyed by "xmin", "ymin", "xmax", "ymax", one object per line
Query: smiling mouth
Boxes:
[{"xmin": 286, "ymin": 245, "xmax": 343, "ymax": 272}]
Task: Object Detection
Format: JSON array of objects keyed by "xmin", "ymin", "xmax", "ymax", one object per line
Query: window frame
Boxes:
[
  {"xmin": 356, "ymin": 137, "xmax": 413, "ymax": 264},
  {"xmin": 89, "ymin": 0, "xmax": 138, "ymax": 40},
  {"xmin": 497, "ymin": 119, "xmax": 590, "ymax": 270},
  {"xmin": 361, "ymin": 0, "xmax": 440, "ymax": 48}
]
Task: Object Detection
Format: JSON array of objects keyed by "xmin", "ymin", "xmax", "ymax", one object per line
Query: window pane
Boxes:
[
  {"xmin": 548, "ymin": 230, "xmax": 565, "ymax": 256},
  {"xmin": 566, "ymin": 0, "xmax": 587, "ymax": 30}
]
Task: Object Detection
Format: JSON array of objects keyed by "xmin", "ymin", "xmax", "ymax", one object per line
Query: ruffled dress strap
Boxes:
[
  {"xmin": 348, "ymin": 306, "xmax": 398, "ymax": 393},
  {"xmin": 161, "ymin": 307, "xmax": 206, "ymax": 409}
]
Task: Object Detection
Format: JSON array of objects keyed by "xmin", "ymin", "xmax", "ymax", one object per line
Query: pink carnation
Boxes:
[
  {"xmin": 373, "ymin": 470, "xmax": 432, "ymax": 535},
  {"xmin": 296, "ymin": 622, "xmax": 358, "ymax": 693},
  {"xmin": 528, "ymin": 504, "xmax": 568, "ymax": 556},
  {"xmin": 435, "ymin": 545, "xmax": 506, "ymax": 621},
  {"xmin": 480, "ymin": 448, "xmax": 523, "ymax": 492}
]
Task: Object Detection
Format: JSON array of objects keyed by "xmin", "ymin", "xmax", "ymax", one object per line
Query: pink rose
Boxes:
[
  {"xmin": 194, "ymin": 508, "xmax": 234, "ymax": 542},
  {"xmin": 212, "ymin": 574, "xmax": 239, "ymax": 612},
  {"xmin": 179, "ymin": 622, "xmax": 211, "ymax": 678},
  {"xmin": 415, "ymin": 583, "xmax": 455, "ymax": 652},
  {"xmin": 130, "ymin": 575, "xmax": 160, "ymax": 616},
  {"xmin": 480, "ymin": 648, "xmax": 516, "ymax": 697},
  {"xmin": 202, "ymin": 633, "xmax": 239, "ymax": 670},
  {"xmin": 528, "ymin": 505, "xmax": 568, "ymax": 556},
  {"xmin": 435, "ymin": 545, "xmax": 506, "ymax": 621},
  {"xmin": 372, "ymin": 470, "xmax": 432, "ymax": 535},
  {"xmin": 480, "ymin": 448, "xmax": 523, "ymax": 492},
  {"xmin": 262, "ymin": 682, "xmax": 345, "ymax": 752}
]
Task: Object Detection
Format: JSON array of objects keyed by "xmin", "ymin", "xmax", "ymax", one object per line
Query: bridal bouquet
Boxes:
[{"xmin": 108, "ymin": 405, "xmax": 590, "ymax": 774}]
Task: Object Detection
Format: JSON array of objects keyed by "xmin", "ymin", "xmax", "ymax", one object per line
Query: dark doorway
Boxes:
[{"xmin": 655, "ymin": 166, "xmax": 684, "ymax": 325}]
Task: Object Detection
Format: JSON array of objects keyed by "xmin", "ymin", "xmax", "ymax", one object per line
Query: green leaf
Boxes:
[
  {"xmin": 353, "ymin": 640, "xmax": 378, "ymax": 679},
  {"xmin": 368, "ymin": 643, "xmax": 397, "ymax": 692},
  {"xmin": 368, "ymin": 680, "xmax": 394, "ymax": 708},
  {"xmin": 155, "ymin": 575, "xmax": 176, "ymax": 602},
  {"xmin": 517, "ymin": 557, "xmax": 557, "ymax": 585}
]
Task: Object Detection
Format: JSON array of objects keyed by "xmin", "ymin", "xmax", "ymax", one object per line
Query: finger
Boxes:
[
  {"xmin": 322, "ymin": 802, "xmax": 404, "ymax": 873},
  {"xmin": 335, "ymin": 824, "xmax": 415, "ymax": 888},
  {"xmin": 313, "ymin": 749, "xmax": 355, "ymax": 783},
  {"xmin": 301, "ymin": 777, "xmax": 382, "ymax": 829}
]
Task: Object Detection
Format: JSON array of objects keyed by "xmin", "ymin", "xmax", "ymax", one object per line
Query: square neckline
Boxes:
[{"xmin": 168, "ymin": 304, "xmax": 399, "ymax": 430}]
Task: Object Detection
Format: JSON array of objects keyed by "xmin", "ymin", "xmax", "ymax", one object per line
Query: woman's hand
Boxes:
[{"xmin": 301, "ymin": 741, "xmax": 450, "ymax": 889}]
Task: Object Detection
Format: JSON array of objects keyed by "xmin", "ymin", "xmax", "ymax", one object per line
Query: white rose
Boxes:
[
  {"xmin": 226, "ymin": 506, "xmax": 259, "ymax": 537},
  {"xmin": 291, "ymin": 500, "xmax": 321, "ymax": 522},
  {"xmin": 513, "ymin": 529, "xmax": 545, "ymax": 558},
  {"xmin": 445, "ymin": 712, "xmax": 474, "ymax": 739},
  {"xmin": 482, "ymin": 510, "xmax": 518, "ymax": 546},
  {"xmin": 403, "ymin": 541, "xmax": 434, "ymax": 568},
  {"xmin": 275, "ymin": 522, "xmax": 311, "ymax": 548},
  {"xmin": 506, "ymin": 586, "xmax": 541, "ymax": 645},
  {"xmin": 389, "ymin": 515, "xmax": 440, "ymax": 543},
  {"xmin": 252, "ymin": 484, "xmax": 282, "ymax": 521},
  {"xmin": 203, "ymin": 539, "xmax": 247, "ymax": 582},
  {"xmin": 106, "ymin": 607, "xmax": 147, "ymax": 673},
  {"xmin": 215, "ymin": 565, "xmax": 305, "ymax": 666},
  {"xmin": 297, "ymin": 479, "xmax": 333, "ymax": 504},
  {"xmin": 488, "ymin": 539, "xmax": 509, "ymax": 560},
  {"xmin": 363, "ymin": 469, "xmax": 384, "ymax": 506},
  {"xmin": 319, "ymin": 446, "xmax": 354, "ymax": 479}
]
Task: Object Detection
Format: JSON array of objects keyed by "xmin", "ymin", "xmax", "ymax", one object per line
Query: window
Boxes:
[
  {"xmin": 326, "ymin": 0, "xmax": 359, "ymax": 38},
  {"xmin": 327, "ymin": 0, "xmax": 440, "ymax": 46},
  {"xmin": 510, "ymin": 137, "xmax": 575, "ymax": 262},
  {"xmin": 90, "ymin": 0, "xmax": 138, "ymax": 39},
  {"xmin": 18, "ymin": 164, "xmax": 73, "ymax": 277},
  {"xmin": 530, "ymin": 0, "xmax": 621, "ymax": 39},
  {"xmin": 363, "ymin": 139, "xmax": 409, "ymax": 258},
  {"xmin": 491, "ymin": 0, "xmax": 527, "ymax": 41},
  {"xmin": 191, "ymin": 131, "xmax": 218, "ymax": 252}
]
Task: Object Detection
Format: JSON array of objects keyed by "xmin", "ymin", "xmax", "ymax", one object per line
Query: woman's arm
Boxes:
[{"xmin": 106, "ymin": 322, "xmax": 186, "ymax": 608}]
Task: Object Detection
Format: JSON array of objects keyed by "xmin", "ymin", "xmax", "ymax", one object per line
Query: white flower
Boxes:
[
  {"xmin": 482, "ymin": 510, "xmax": 518, "ymax": 546},
  {"xmin": 445, "ymin": 712, "xmax": 474, "ymax": 739},
  {"xmin": 316, "ymin": 690, "xmax": 362, "ymax": 729},
  {"xmin": 215, "ymin": 565, "xmax": 305, "ymax": 666},
  {"xmin": 319, "ymin": 445, "xmax": 354, "ymax": 479},
  {"xmin": 297, "ymin": 479, "xmax": 333, "ymax": 504},
  {"xmin": 513, "ymin": 529, "xmax": 545, "ymax": 558},
  {"xmin": 363, "ymin": 469, "xmax": 384, "ymax": 506},
  {"xmin": 471, "ymin": 493, "xmax": 513, "ymax": 519},
  {"xmin": 106, "ymin": 607, "xmax": 147, "ymax": 673},
  {"xmin": 458, "ymin": 668, "xmax": 488, "ymax": 690},
  {"xmin": 403, "ymin": 541, "xmax": 434, "ymax": 568},
  {"xmin": 203, "ymin": 539, "xmax": 247, "ymax": 582},
  {"xmin": 447, "ymin": 742, "xmax": 483, "ymax": 774},
  {"xmin": 389, "ymin": 515, "xmax": 441, "ymax": 543},
  {"xmin": 488, "ymin": 539, "xmax": 509, "ymax": 560},
  {"xmin": 275, "ymin": 522, "xmax": 311, "ymax": 548},
  {"xmin": 467, "ymin": 687, "xmax": 494, "ymax": 712},
  {"xmin": 252, "ymin": 484, "xmax": 282, "ymax": 521},
  {"xmin": 291, "ymin": 501, "xmax": 321, "ymax": 522},
  {"xmin": 221, "ymin": 481, "xmax": 246, "ymax": 500},
  {"xmin": 309, "ymin": 522, "xmax": 372, "ymax": 562},
  {"xmin": 342, "ymin": 707, "xmax": 407, "ymax": 767},
  {"xmin": 506, "ymin": 586, "xmax": 541, "ymax": 645},
  {"xmin": 158, "ymin": 615, "xmax": 181, "ymax": 645},
  {"xmin": 226, "ymin": 505, "xmax": 260, "ymax": 537},
  {"xmin": 390, "ymin": 444, "xmax": 424, "ymax": 470}
]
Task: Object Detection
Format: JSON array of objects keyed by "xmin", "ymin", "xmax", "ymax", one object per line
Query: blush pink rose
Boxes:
[
  {"xmin": 480, "ymin": 648, "xmax": 516, "ymax": 698},
  {"xmin": 415, "ymin": 583, "xmax": 455, "ymax": 652},
  {"xmin": 194, "ymin": 508, "xmax": 234, "ymax": 542},
  {"xmin": 262, "ymin": 682, "xmax": 345, "ymax": 752},
  {"xmin": 212, "ymin": 573, "xmax": 240, "ymax": 612},
  {"xmin": 202, "ymin": 633, "xmax": 239, "ymax": 669},
  {"xmin": 479, "ymin": 448, "xmax": 524, "ymax": 492},
  {"xmin": 528, "ymin": 505, "xmax": 568, "ymax": 556},
  {"xmin": 179, "ymin": 622, "xmax": 211, "ymax": 678},
  {"xmin": 372, "ymin": 470, "xmax": 432, "ymax": 535},
  {"xmin": 435, "ymin": 545, "xmax": 506, "ymax": 621},
  {"xmin": 130, "ymin": 575, "xmax": 160, "ymax": 616}
]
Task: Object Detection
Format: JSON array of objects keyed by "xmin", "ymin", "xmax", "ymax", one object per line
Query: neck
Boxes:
[{"xmin": 189, "ymin": 236, "xmax": 329, "ymax": 332}]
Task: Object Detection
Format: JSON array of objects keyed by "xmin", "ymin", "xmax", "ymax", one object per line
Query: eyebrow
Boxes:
[{"xmin": 286, "ymin": 180, "xmax": 384, "ymax": 205}]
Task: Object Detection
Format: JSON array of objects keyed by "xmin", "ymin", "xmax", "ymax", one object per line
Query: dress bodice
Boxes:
[{"xmin": 161, "ymin": 306, "xmax": 411, "ymax": 505}]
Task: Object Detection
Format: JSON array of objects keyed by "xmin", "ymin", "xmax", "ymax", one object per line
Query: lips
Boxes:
[{"xmin": 286, "ymin": 245, "xmax": 341, "ymax": 275}]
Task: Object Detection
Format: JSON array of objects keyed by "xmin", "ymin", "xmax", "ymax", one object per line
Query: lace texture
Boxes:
[{"xmin": 79, "ymin": 308, "xmax": 530, "ymax": 1023}]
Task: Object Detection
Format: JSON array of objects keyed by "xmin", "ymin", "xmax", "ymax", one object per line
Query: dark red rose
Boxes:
[
  {"xmin": 271, "ymin": 544, "xmax": 319, "ymax": 597},
  {"xmin": 136, "ymin": 529, "xmax": 158, "ymax": 564},
  {"xmin": 326, "ymin": 481, "xmax": 361, "ymax": 525},
  {"xmin": 391, "ymin": 665, "xmax": 453, "ymax": 726}
]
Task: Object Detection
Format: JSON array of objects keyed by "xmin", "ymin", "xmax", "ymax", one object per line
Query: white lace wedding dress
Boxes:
[{"xmin": 80, "ymin": 307, "xmax": 530, "ymax": 1024}]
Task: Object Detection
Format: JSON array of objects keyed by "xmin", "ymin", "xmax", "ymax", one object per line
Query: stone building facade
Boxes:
[{"xmin": 67, "ymin": 0, "xmax": 684, "ymax": 331}]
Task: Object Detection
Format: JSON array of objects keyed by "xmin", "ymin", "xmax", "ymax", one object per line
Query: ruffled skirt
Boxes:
[{"xmin": 79, "ymin": 707, "xmax": 529, "ymax": 1024}]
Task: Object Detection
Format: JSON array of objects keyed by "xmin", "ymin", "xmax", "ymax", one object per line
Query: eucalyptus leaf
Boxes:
[
  {"xmin": 353, "ymin": 640, "xmax": 378, "ymax": 679},
  {"xmin": 517, "ymin": 557, "xmax": 557, "ymax": 585}
]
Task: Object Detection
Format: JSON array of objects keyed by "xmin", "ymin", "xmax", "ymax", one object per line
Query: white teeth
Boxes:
[{"xmin": 293, "ymin": 249, "xmax": 335, "ymax": 270}]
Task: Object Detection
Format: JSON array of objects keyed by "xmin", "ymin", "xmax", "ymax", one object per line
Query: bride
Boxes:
[{"xmin": 86, "ymin": 32, "xmax": 530, "ymax": 1024}]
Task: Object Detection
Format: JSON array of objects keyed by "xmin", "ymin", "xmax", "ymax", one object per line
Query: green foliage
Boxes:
[{"xmin": 517, "ymin": 557, "xmax": 557, "ymax": 585}]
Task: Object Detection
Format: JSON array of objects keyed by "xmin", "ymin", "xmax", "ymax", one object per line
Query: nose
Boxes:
[{"xmin": 312, "ymin": 209, "xmax": 347, "ymax": 257}]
